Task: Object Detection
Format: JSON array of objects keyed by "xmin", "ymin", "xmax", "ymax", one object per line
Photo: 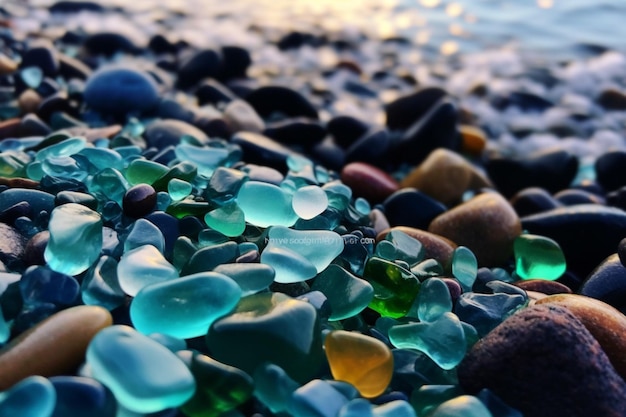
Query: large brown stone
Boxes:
[
  {"xmin": 428, "ymin": 192, "xmax": 521, "ymax": 266},
  {"xmin": 458, "ymin": 304, "xmax": 626, "ymax": 417},
  {"xmin": 0, "ymin": 306, "xmax": 112, "ymax": 389},
  {"xmin": 536, "ymin": 294, "xmax": 626, "ymax": 381},
  {"xmin": 401, "ymin": 148, "xmax": 491, "ymax": 206}
]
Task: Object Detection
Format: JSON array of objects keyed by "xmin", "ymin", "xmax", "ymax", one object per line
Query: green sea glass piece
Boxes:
[
  {"xmin": 204, "ymin": 202, "xmax": 246, "ymax": 237},
  {"xmin": 363, "ymin": 257, "xmax": 420, "ymax": 318},
  {"xmin": 513, "ymin": 234, "xmax": 566, "ymax": 280}
]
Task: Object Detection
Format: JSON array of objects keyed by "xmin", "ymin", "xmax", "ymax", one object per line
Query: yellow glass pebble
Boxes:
[{"xmin": 324, "ymin": 330, "xmax": 394, "ymax": 398}]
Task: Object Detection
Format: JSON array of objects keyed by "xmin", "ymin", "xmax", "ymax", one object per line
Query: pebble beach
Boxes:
[{"xmin": 1, "ymin": 0, "xmax": 626, "ymax": 416}]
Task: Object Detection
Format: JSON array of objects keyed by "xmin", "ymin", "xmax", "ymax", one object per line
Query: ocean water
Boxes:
[{"xmin": 8, "ymin": 0, "xmax": 625, "ymax": 63}]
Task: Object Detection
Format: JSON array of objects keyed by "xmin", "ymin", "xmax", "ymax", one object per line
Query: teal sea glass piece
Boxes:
[
  {"xmin": 410, "ymin": 385, "xmax": 463, "ymax": 417},
  {"xmin": 207, "ymin": 292, "xmax": 323, "ymax": 383},
  {"xmin": 124, "ymin": 218, "xmax": 166, "ymax": 254},
  {"xmin": 288, "ymin": 379, "xmax": 349, "ymax": 417},
  {"xmin": 262, "ymin": 226, "xmax": 344, "ymax": 283},
  {"xmin": 151, "ymin": 161, "xmax": 197, "ymax": 193},
  {"xmin": 130, "ymin": 271, "xmax": 241, "ymax": 339},
  {"xmin": 79, "ymin": 147, "xmax": 124, "ymax": 172},
  {"xmin": 148, "ymin": 333, "xmax": 186, "ymax": 353},
  {"xmin": 213, "ymin": 263, "xmax": 275, "ymax": 296},
  {"xmin": 292, "ymin": 185, "xmax": 328, "ymax": 220},
  {"xmin": 117, "ymin": 244, "xmax": 179, "ymax": 296},
  {"xmin": 412, "ymin": 277, "xmax": 452, "ymax": 322},
  {"xmin": 514, "ymin": 234, "xmax": 566, "ymax": 280},
  {"xmin": 430, "ymin": 395, "xmax": 493, "ymax": 417},
  {"xmin": 204, "ymin": 202, "xmax": 246, "ymax": 237},
  {"xmin": 178, "ymin": 350, "xmax": 254, "ymax": 417},
  {"xmin": 389, "ymin": 312, "xmax": 466, "ymax": 370},
  {"xmin": 383, "ymin": 230, "xmax": 425, "ymax": 267},
  {"xmin": 363, "ymin": 257, "xmax": 420, "ymax": 318},
  {"xmin": 311, "ymin": 264, "xmax": 373, "ymax": 321},
  {"xmin": 175, "ymin": 143, "xmax": 229, "ymax": 177},
  {"xmin": 44, "ymin": 203, "xmax": 103, "ymax": 276},
  {"xmin": 0, "ymin": 376, "xmax": 55, "ymax": 417},
  {"xmin": 90, "ymin": 168, "xmax": 129, "ymax": 207},
  {"xmin": 35, "ymin": 136, "xmax": 86, "ymax": 162},
  {"xmin": 81, "ymin": 256, "xmax": 125, "ymax": 310},
  {"xmin": 181, "ymin": 241, "xmax": 239, "ymax": 275},
  {"xmin": 452, "ymin": 246, "xmax": 477, "ymax": 291},
  {"xmin": 253, "ymin": 363, "xmax": 300, "ymax": 414},
  {"xmin": 204, "ymin": 167, "xmax": 247, "ymax": 205},
  {"xmin": 20, "ymin": 66, "xmax": 44, "ymax": 88},
  {"xmin": 237, "ymin": 181, "xmax": 298, "ymax": 227},
  {"xmin": 41, "ymin": 156, "xmax": 89, "ymax": 182},
  {"xmin": 373, "ymin": 400, "xmax": 417, "ymax": 417},
  {"xmin": 167, "ymin": 178, "xmax": 192, "ymax": 201},
  {"xmin": 339, "ymin": 399, "xmax": 374, "ymax": 417},
  {"xmin": 87, "ymin": 325, "xmax": 196, "ymax": 413}
]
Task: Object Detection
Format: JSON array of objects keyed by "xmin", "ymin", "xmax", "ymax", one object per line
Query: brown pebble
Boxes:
[
  {"xmin": 459, "ymin": 124, "xmax": 488, "ymax": 156},
  {"xmin": 65, "ymin": 124, "xmax": 123, "ymax": 142},
  {"xmin": 536, "ymin": 293, "xmax": 626, "ymax": 381},
  {"xmin": 376, "ymin": 226, "xmax": 457, "ymax": 267},
  {"xmin": 341, "ymin": 162, "xmax": 399, "ymax": 203},
  {"xmin": 428, "ymin": 192, "xmax": 522, "ymax": 266},
  {"xmin": 458, "ymin": 304, "xmax": 626, "ymax": 417},
  {"xmin": 0, "ymin": 306, "xmax": 112, "ymax": 390},
  {"xmin": 0, "ymin": 118, "xmax": 21, "ymax": 140},
  {"xmin": 597, "ymin": 87, "xmax": 626, "ymax": 110},
  {"xmin": 514, "ymin": 279, "xmax": 572, "ymax": 295},
  {"xmin": 18, "ymin": 89, "xmax": 42, "ymax": 115},
  {"xmin": 0, "ymin": 52, "xmax": 17, "ymax": 76},
  {"xmin": 0, "ymin": 177, "xmax": 40, "ymax": 189},
  {"xmin": 400, "ymin": 148, "xmax": 491, "ymax": 206}
]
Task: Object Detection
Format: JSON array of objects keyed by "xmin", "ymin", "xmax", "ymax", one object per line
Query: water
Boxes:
[{"xmin": 5, "ymin": 0, "xmax": 626, "ymax": 63}]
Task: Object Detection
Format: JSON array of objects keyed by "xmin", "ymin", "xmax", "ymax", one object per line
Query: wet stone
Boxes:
[
  {"xmin": 19, "ymin": 43, "xmax": 59, "ymax": 78},
  {"xmin": 521, "ymin": 204, "xmax": 626, "ymax": 279},
  {"xmin": 245, "ymin": 85, "xmax": 318, "ymax": 120},
  {"xmin": 0, "ymin": 223, "xmax": 26, "ymax": 270},
  {"xmin": 0, "ymin": 306, "xmax": 112, "ymax": 390},
  {"xmin": 383, "ymin": 189, "xmax": 446, "ymax": 230},
  {"xmin": 390, "ymin": 99, "xmax": 461, "ymax": 165},
  {"xmin": 595, "ymin": 150, "xmax": 626, "ymax": 192},
  {"xmin": 458, "ymin": 305, "xmax": 626, "ymax": 417},
  {"xmin": 83, "ymin": 32, "xmax": 140, "ymax": 56},
  {"xmin": 486, "ymin": 150, "xmax": 579, "ymax": 198},
  {"xmin": 345, "ymin": 127, "xmax": 392, "ymax": 166},
  {"xmin": 429, "ymin": 192, "xmax": 522, "ymax": 266},
  {"xmin": 384, "ymin": 87, "xmax": 448, "ymax": 131},
  {"xmin": 579, "ymin": 253, "xmax": 626, "ymax": 313},
  {"xmin": 143, "ymin": 119, "xmax": 209, "ymax": 149},
  {"xmin": 341, "ymin": 162, "xmax": 399, "ymax": 204},
  {"xmin": 84, "ymin": 66, "xmax": 160, "ymax": 116},
  {"xmin": 176, "ymin": 49, "xmax": 222, "ymax": 89},
  {"xmin": 231, "ymin": 131, "xmax": 298, "ymax": 172},
  {"xmin": 513, "ymin": 279, "xmax": 571, "ymax": 295},
  {"xmin": 509, "ymin": 187, "xmax": 561, "ymax": 217},
  {"xmin": 400, "ymin": 148, "xmax": 492, "ymax": 206}
]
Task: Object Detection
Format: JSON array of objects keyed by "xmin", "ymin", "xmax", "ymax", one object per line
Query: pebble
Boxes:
[
  {"xmin": 536, "ymin": 294, "xmax": 626, "ymax": 380},
  {"xmin": 384, "ymin": 87, "xmax": 448, "ymax": 131},
  {"xmin": 521, "ymin": 204, "xmax": 626, "ymax": 279},
  {"xmin": 143, "ymin": 119, "xmax": 208, "ymax": 149},
  {"xmin": 457, "ymin": 304, "xmax": 626, "ymax": 417},
  {"xmin": 578, "ymin": 253, "xmax": 626, "ymax": 313},
  {"xmin": 513, "ymin": 279, "xmax": 571, "ymax": 295},
  {"xmin": 0, "ymin": 223, "xmax": 26, "ymax": 271},
  {"xmin": 263, "ymin": 118, "xmax": 326, "ymax": 148},
  {"xmin": 0, "ymin": 53, "xmax": 18, "ymax": 76},
  {"xmin": 345, "ymin": 127, "xmax": 392, "ymax": 166},
  {"xmin": 383, "ymin": 188, "xmax": 446, "ymax": 230},
  {"xmin": 509, "ymin": 187, "xmax": 562, "ymax": 217},
  {"xmin": 594, "ymin": 150, "xmax": 626, "ymax": 192},
  {"xmin": 486, "ymin": 150, "xmax": 579, "ymax": 198},
  {"xmin": 327, "ymin": 115, "xmax": 369, "ymax": 148},
  {"xmin": 222, "ymin": 99, "xmax": 265, "ymax": 133},
  {"xmin": 340, "ymin": 162, "xmax": 399, "ymax": 203},
  {"xmin": 458, "ymin": 125, "xmax": 488, "ymax": 156},
  {"xmin": 83, "ymin": 33, "xmax": 139, "ymax": 56},
  {"xmin": 231, "ymin": 131, "xmax": 298, "ymax": 172},
  {"xmin": 83, "ymin": 66, "xmax": 160, "ymax": 115},
  {"xmin": 429, "ymin": 192, "xmax": 522, "ymax": 266},
  {"xmin": 176, "ymin": 49, "xmax": 222, "ymax": 89},
  {"xmin": 244, "ymin": 85, "xmax": 319, "ymax": 120},
  {"xmin": 390, "ymin": 99, "xmax": 460, "ymax": 165},
  {"xmin": 400, "ymin": 148, "xmax": 492, "ymax": 206},
  {"xmin": 0, "ymin": 306, "xmax": 111, "ymax": 390},
  {"xmin": 122, "ymin": 184, "xmax": 157, "ymax": 219},
  {"xmin": 86, "ymin": 325, "xmax": 195, "ymax": 413}
]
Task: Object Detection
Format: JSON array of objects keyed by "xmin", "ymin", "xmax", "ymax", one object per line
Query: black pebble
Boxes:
[
  {"xmin": 486, "ymin": 149, "xmax": 579, "ymax": 198},
  {"xmin": 383, "ymin": 188, "xmax": 446, "ymax": 229},
  {"xmin": 230, "ymin": 131, "xmax": 299, "ymax": 173},
  {"xmin": 263, "ymin": 118, "xmax": 326, "ymax": 148},
  {"xmin": 219, "ymin": 46, "xmax": 251, "ymax": 81},
  {"xmin": 384, "ymin": 86, "xmax": 447, "ymax": 131},
  {"xmin": 49, "ymin": 1, "xmax": 105, "ymax": 13},
  {"xmin": 327, "ymin": 115, "xmax": 370, "ymax": 148},
  {"xmin": 195, "ymin": 79, "xmax": 237, "ymax": 106},
  {"xmin": 176, "ymin": 49, "xmax": 222, "ymax": 89},
  {"xmin": 345, "ymin": 127, "xmax": 392, "ymax": 166},
  {"xmin": 123, "ymin": 184, "xmax": 157, "ymax": 219},
  {"xmin": 245, "ymin": 85, "xmax": 318, "ymax": 120},
  {"xmin": 595, "ymin": 150, "xmax": 626, "ymax": 192},
  {"xmin": 579, "ymin": 254, "xmax": 626, "ymax": 313},
  {"xmin": 509, "ymin": 187, "xmax": 561, "ymax": 217},
  {"xmin": 83, "ymin": 32, "xmax": 140, "ymax": 56},
  {"xmin": 19, "ymin": 44, "xmax": 60, "ymax": 78}
]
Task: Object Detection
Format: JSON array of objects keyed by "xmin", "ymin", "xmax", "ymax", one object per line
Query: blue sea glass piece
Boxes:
[
  {"xmin": 117, "ymin": 245, "xmax": 179, "ymax": 296},
  {"xmin": 237, "ymin": 181, "xmax": 298, "ymax": 227}
]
